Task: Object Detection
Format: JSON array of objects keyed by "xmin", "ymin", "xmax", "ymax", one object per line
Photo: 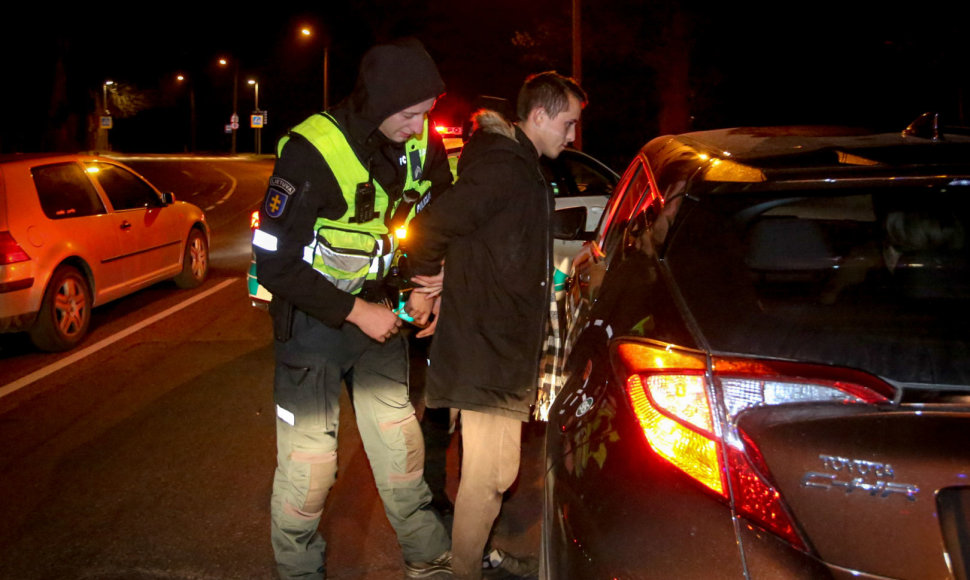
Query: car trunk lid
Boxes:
[{"xmin": 736, "ymin": 399, "xmax": 970, "ymax": 579}]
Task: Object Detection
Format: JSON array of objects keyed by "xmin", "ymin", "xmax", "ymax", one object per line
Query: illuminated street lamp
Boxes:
[
  {"xmin": 102, "ymin": 80, "xmax": 114, "ymax": 115},
  {"xmin": 299, "ymin": 24, "xmax": 330, "ymax": 111},
  {"xmin": 175, "ymin": 73, "xmax": 197, "ymax": 152},
  {"xmin": 99, "ymin": 80, "xmax": 115, "ymax": 151},
  {"xmin": 219, "ymin": 57, "xmax": 240, "ymax": 154},
  {"xmin": 248, "ymin": 79, "xmax": 259, "ymax": 111}
]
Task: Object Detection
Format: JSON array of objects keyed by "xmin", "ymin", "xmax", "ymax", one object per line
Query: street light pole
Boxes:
[
  {"xmin": 102, "ymin": 80, "xmax": 113, "ymax": 115},
  {"xmin": 324, "ymin": 44, "xmax": 329, "ymax": 111},
  {"xmin": 220, "ymin": 58, "xmax": 239, "ymax": 155},
  {"xmin": 572, "ymin": 0, "xmax": 583, "ymax": 150},
  {"xmin": 249, "ymin": 79, "xmax": 261, "ymax": 155},
  {"xmin": 176, "ymin": 74, "xmax": 197, "ymax": 152},
  {"xmin": 100, "ymin": 80, "xmax": 114, "ymax": 151},
  {"xmin": 300, "ymin": 25, "xmax": 330, "ymax": 111}
]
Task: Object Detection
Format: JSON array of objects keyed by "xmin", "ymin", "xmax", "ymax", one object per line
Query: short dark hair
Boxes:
[{"xmin": 516, "ymin": 71, "xmax": 587, "ymax": 122}]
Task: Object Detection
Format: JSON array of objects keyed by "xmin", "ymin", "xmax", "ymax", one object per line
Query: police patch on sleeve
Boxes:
[{"xmin": 264, "ymin": 177, "xmax": 297, "ymax": 219}]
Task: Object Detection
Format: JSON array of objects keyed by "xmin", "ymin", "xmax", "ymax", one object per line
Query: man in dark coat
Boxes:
[{"xmin": 405, "ymin": 72, "xmax": 587, "ymax": 580}]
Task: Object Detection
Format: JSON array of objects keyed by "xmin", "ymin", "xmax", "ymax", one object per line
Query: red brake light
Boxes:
[
  {"xmin": 618, "ymin": 343, "xmax": 724, "ymax": 495},
  {"xmin": 0, "ymin": 231, "xmax": 30, "ymax": 264},
  {"xmin": 616, "ymin": 340, "xmax": 893, "ymax": 552},
  {"xmin": 250, "ymin": 210, "xmax": 260, "ymax": 230},
  {"xmin": 626, "ymin": 372, "xmax": 724, "ymax": 494}
]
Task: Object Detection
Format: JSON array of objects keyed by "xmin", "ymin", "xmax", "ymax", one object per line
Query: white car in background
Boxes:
[{"xmin": 1, "ymin": 153, "xmax": 209, "ymax": 351}]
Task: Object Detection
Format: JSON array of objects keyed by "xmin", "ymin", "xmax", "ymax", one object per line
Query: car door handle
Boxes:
[{"xmin": 120, "ymin": 220, "xmax": 132, "ymax": 230}]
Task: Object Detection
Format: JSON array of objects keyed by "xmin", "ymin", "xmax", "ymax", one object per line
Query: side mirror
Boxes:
[
  {"xmin": 552, "ymin": 206, "xmax": 589, "ymax": 240},
  {"xmin": 160, "ymin": 191, "xmax": 176, "ymax": 205}
]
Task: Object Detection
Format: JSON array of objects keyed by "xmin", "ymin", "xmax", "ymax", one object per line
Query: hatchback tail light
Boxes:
[
  {"xmin": 0, "ymin": 231, "xmax": 30, "ymax": 264},
  {"xmin": 614, "ymin": 340, "xmax": 896, "ymax": 552}
]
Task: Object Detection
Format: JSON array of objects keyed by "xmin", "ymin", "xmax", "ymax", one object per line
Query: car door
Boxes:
[
  {"xmin": 563, "ymin": 156, "xmax": 657, "ymax": 356},
  {"xmin": 543, "ymin": 150, "xmax": 619, "ymax": 285},
  {"xmin": 84, "ymin": 161, "xmax": 183, "ymax": 290}
]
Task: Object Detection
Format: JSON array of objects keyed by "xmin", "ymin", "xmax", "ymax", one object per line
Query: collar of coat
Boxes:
[
  {"xmin": 472, "ymin": 109, "xmax": 516, "ymax": 140},
  {"xmin": 469, "ymin": 109, "xmax": 540, "ymax": 161}
]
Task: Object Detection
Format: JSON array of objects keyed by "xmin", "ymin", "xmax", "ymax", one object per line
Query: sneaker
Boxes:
[
  {"xmin": 405, "ymin": 550, "xmax": 453, "ymax": 578},
  {"xmin": 482, "ymin": 548, "xmax": 539, "ymax": 579}
]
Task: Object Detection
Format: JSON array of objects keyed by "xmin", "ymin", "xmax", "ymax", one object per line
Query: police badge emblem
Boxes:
[
  {"xmin": 264, "ymin": 188, "xmax": 290, "ymax": 218},
  {"xmin": 264, "ymin": 177, "xmax": 297, "ymax": 219}
]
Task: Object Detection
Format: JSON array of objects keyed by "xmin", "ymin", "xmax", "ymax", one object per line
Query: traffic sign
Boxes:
[
  {"xmin": 100, "ymin": 116, "xmax": 113, "ymax": 129},
  {"xmin": 251, "ymin": 114, "xmax": 264, "ymax": 128}
]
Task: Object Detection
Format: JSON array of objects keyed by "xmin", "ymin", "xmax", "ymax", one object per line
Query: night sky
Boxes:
[{"xmin": 3, "ymin": 1, "xmax": 968, "ymax": 169}]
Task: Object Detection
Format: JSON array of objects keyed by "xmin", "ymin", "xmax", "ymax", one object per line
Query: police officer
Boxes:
[{"xmin": 252, "ymin": 38, "xmax": 453, "ymax": 579}]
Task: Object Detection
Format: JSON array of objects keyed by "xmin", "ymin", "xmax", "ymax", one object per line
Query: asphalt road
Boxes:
[{"xmin": 0, "ymin": 156, "xmax": 542, "ymax": 579}]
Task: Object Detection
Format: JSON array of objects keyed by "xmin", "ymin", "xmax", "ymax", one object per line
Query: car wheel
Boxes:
[
  {"xmin": 28, "ymin": 265, "xmax": 92, "ymax": 352},
  {"xmin": 173, "ymin": 228, "xmax": 208, "ymax": 289}
]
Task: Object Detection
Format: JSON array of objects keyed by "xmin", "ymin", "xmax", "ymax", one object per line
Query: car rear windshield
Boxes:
[
  {"xmin": 666, "ymin": 183, "xmax": 970, "ymax": 386},
  {"xmin": 32, "ymin": 163, "xmax": 106, "ymax": 219}
]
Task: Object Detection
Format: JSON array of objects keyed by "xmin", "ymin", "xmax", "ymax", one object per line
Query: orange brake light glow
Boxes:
[
  {"xmin": 618, "ymin": 342, "xmax": 724, "ymax": 496},
  {"xmin": 626, "ymin": 374, "xmax": 724, "ymax": 495}
]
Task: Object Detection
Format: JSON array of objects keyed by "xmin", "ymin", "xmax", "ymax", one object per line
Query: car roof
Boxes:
[
  {"xmin": 0, "ymin": 152, "xmax": 111, "ymax": 167},
  {"xmin": 644, "ymin": 120, "xmax": 970, "ymax": 196}
]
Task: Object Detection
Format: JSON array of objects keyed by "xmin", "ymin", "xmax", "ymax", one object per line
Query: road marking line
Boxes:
[
  {"xmin": 0, "ymin": 278, "xmax": 237, "ymax": 400},
  {"xmin": 205, "ymin": 166, "xmax": 238, "ymax": 211}
]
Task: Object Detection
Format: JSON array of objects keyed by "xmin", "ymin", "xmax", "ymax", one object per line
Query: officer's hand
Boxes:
[
  {"xmin": 346, "ymin": 298, "xmax": 402, "ymax": 342},
  {"xmin": 405, "ymin": 291, "xmax": 435, "ymax": 326}
]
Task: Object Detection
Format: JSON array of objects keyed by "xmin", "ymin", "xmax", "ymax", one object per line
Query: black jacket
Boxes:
[
  {"xmin": 255, "ymin": 38, "xmax": 450, "ymax": 328},
  {"xmin": 407, "ymin": 110, "xmax": 553, "ymax": 421}
]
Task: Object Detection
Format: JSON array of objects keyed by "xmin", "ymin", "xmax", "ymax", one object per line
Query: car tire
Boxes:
[
  {"xmin": 173, "ymin": 228, "xmax": 208, "ymax": 289},
  {"xmin": 29, "ymin": 265, "xmax": 92, "ymax": 352}
]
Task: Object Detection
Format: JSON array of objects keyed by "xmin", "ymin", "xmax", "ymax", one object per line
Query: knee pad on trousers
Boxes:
[
  {"xmin": 285, "ymin": 449, "xmax": 337, "ymax": 518},
  {"xmin": 381, "ymin": 414, "xmax": 425, "ymax": 484}
]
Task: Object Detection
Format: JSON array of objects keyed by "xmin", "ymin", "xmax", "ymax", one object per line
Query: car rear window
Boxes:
[
  {"xmin": 666, "ymin": 185, "xmax": 970, "ymax": 385},
  {"xmin": 31, "ymin": 163, "xmax": 106, "ymax": 219}
]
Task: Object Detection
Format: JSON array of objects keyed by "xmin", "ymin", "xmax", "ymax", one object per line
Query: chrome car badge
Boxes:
[
  {"xmin": 801, "ymin": 454, "xmax": 919, "ymax": 501},
  {"xmin": 576, "ymin": 395, "xmax": 595, "ymax": 418}
]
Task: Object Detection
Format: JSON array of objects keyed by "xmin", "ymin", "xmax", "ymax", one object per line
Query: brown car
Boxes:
[
  {"xmin": 543, "ymin": 116, "xmax": 970, "ymax": 579},
  {"xmin": 0, "ymin": 153, "xmax": 209, "ymax": 351}
]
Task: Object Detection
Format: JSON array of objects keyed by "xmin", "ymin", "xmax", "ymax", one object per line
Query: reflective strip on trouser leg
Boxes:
[{"xmin": 350, "ymin": 335, "xmax": 450, "ymax": 563}]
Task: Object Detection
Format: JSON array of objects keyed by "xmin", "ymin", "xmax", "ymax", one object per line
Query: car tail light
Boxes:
[
  {"xmin": 0, "ymin": 231, "xmax": 30, "ymax": 264},
  {"xmin": 615, "ymin": 340, "xmax": 896, "ymax": 552},
  {"xmin": 250, "ymin": 210, "xmax": 260, "ymax": 230}
]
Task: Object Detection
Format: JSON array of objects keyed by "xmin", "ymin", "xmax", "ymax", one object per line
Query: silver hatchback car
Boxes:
[{"xmin": 0, "ymin": 153, "xmax": 210, "ymax": 351}]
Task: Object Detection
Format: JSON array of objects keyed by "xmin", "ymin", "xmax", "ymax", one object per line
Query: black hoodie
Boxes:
[{"xmin": 256, "ymin": 38, "xmax": 449, "ymax": 328}]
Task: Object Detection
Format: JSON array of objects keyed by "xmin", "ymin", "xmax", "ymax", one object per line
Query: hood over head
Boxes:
[{"xmin": 347, "ymin": 37, "xmax": 445, "ymax": 134}]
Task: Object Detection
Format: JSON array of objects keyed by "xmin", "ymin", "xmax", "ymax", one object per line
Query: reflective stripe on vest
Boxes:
[{"xmin": 278, "ymin": 113, "xmax": 431, "ymax": 294}]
